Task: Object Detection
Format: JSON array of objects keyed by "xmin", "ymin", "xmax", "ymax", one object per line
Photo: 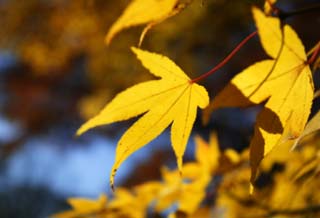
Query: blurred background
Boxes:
[{"xmin": 0, "ymin": 0, "xmax": 319, "ymax": 217}]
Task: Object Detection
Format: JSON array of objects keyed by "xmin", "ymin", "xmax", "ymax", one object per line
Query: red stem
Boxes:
[
  {"xmin": 191, "ymin": 31, "xmax": 257, "ymax": 84},
  {"xmin": 307, "ymin": 43, "xmax": 320, "ymax": 65}
]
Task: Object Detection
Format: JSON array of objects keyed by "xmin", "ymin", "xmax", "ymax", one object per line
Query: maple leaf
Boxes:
[
  {"xmin": 205, "ymin": 7, "xmax": 314, "ymax": 184},
  {"xmin": 77, "ymin": 47, "xmax": 209, "ymax": 188},
  {"xmin": 105, "ymin": 0, "xmax": 184, "ymax": 45}
]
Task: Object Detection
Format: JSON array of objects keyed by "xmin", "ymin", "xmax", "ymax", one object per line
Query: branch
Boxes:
[{"xmin": 307, "ymin": 41, "xmax": 320, "ymax": 65}]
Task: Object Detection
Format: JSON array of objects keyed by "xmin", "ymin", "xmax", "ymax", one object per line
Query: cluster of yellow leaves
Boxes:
[
  {"xmin": 72, "ymin": 1, "xmax": 320, "ymax": 217},
  {"xmin": 55, "ymin": 132, "xmax": 320, "ymax": 218},
  {"xmin": 216, "ymin": 139, "xmax": 320, "ymax": 218},
  {"xmin": 53, "ymin": 134, "xmax": 224, "ymax": 218},
  {"xmin": 79, "ymin": 0, "xmax": 319, "ymax": 193}
]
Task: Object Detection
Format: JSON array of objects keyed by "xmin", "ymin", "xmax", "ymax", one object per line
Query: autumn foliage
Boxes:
[{"xmin": 52, "ymin": 0, "xmax": 320, "ymax": 218}]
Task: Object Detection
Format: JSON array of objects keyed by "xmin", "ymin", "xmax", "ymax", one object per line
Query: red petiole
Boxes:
[
  {"xmin": 190, "ymin": 31, "xmax": 257, "ymax": 84},
  {"xmin": 307, "ymin": 43, "xmax": 320, "ymax": 65}
]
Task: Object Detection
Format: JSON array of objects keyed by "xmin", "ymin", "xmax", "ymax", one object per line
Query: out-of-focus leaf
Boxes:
[
  {"xmin": 105, "ymin": 0, "xmax": 180, "ymax": 45},
  {"xmin": 224, "ymin": 149, "xmax": 241, "ymax": 164},
  {"xmin": 195, "ymin": 133, "xmax": 220, "ymax": 172},
  {"xmin": 155, "ymin": 165, "xmax": 210, "ymax": 215},
  {"xmin": 293, "ymin": 157, "xmax": 320, "ymax": 183},
  {"xmin": 108, "ymin": 188, "xmax": 149, "ymax": 218},
  {"xmin": 291, "ymin": 110, "xmax": 320, "ymax": 149},
  {"xmin": 52, "ymin": 195, "xmax": 107, "ymax": 218}
]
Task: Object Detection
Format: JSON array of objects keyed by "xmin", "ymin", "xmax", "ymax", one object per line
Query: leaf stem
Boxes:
[
  {"xmin": 190, "ymin": 31, "xmax": 257, "ymax": 84},
  {"xmin": 307, "ymin": 42, "xmax": 320, "ymax": 65}
]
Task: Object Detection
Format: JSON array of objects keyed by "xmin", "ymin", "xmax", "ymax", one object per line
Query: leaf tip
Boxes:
[
  {"xmin": 251, "ymin": 6, "xmax": 265, "ymax": 23},
  {"xmin": 105, "ymin": 24, "xmax": 118, "ymax": 46},
  {"xmin": 104, "ymin": 35, "xmax": 112, "ymax": 46},
  {"xmin": 130, "ymin": 46, "xmax": 139, "ymax": 54},
  {"xmin": 75, "ymin": 127, "xmax": 85, "ymax": 137},
  {"xmin": 76, "ymin": 116, "xmax": 102, "ymax": 137},
  {"xmin": 249, "ymin": 183, "xmax": 254, "ymax": 195},
  {"xmin": 76, "ymin": 123, "xmax": 91, "ymax": 137}
]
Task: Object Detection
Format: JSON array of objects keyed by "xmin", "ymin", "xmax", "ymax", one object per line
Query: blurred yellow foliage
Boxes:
[{"xmin": 53, "ymin": 130, "xmax": 320, "ymax": 218}]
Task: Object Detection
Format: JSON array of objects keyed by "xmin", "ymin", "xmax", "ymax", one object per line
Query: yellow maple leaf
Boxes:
[
  {"xmin": 206, "ymin": 7, "xmax": 314, "ymax": 184},
  {"xmin": 105, "ymin": 0, "xmax": 180, "ymax": 45},
  {"xmin": 77, "ymin": 47, "xmax": 209, "ymax": 188}
]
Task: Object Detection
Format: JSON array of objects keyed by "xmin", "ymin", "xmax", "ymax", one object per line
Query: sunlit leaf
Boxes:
[
  {"xmin": 77, "ymin": 47, "xmax": 209, "ymax": 189},
  {"xmin": 207, "ymin": 7, "xmax": 314, "ymax": 184}
]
